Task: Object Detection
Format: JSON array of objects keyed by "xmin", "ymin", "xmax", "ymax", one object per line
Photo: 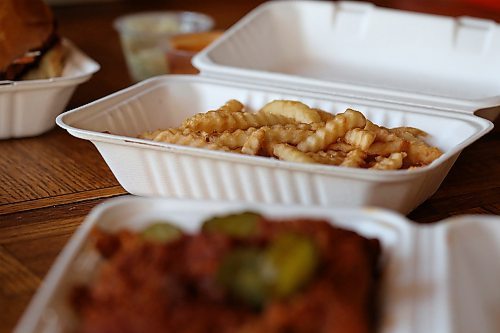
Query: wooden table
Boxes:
[{"xmin": 1, "ymin": 0, "xmax": 499, "ymax": 331}]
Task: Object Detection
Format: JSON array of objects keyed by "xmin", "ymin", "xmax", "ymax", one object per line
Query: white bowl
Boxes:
[{"xmin": 0, "ymin": 39, "xmax": 100, "ymax": 139}]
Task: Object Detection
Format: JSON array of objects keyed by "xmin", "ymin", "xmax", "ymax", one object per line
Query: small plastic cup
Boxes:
[
  {"xmin": 114, "ymin": 11, "xmax": 214, "ymax": 82},
  {"xmin": 167, "ymin": 30, "xmax": 223, "ymax": 74}
]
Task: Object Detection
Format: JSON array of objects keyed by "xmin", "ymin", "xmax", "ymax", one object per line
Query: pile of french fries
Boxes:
[{"xmin": 139, "ymin": 100, "xmax": 442, "ymax": 170}]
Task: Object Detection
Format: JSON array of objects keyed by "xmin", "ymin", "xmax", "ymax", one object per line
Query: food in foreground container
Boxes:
[
  {"xmin": 139, "ymin": 99, "xmax": 443, "ymax": 169},
  {"xmin": 0, "ymin": 0, "xmax": 66, "ymax": 81},
  {"xmin": 72, "ymin": 212, "xmax": 381, "ymax": 333}
]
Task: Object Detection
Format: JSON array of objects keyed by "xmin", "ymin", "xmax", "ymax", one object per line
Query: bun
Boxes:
[
  {"xmin": 22, "ymin": 40, "xmax": 65, "ymax": 80},
  {"xmin": 0, "ymin": 0, "xmax": 62, "ymax": 80}
]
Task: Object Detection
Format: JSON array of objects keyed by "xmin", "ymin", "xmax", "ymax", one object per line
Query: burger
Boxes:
[{"xmin": 0, "ymin": 0, "xmax": 65, "ymax": 81}]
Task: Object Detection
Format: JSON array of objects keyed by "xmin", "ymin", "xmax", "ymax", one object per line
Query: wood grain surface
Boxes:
[{"xmin": 0, "ymin": 0, "xmax": 499, "ymax": 332}]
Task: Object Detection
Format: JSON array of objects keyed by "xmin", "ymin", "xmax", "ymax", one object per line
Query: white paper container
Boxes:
[
  {"xmin": 14, "ymin": 197, "xmax": 500, "ymax": 333},
  {"xmin": 0, "ymin": 39, "xmax": 100, "ymax": 139},
  {"xmin": 437, "ymin": 214, "xmax": 500, "ymax": 333},
  {"xmin": 193, "ymin": 0, "xmax": 500, "ymax": 120},
  {"xmin": 56, "ymin": 75, "xmax": 492, "ymax": 213}
]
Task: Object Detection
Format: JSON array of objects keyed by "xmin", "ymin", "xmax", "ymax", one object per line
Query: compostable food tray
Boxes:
[
  {"xmin": 194, "ymin": 0, "xmax": 500, "ymax": 120},
  {"xmin": 0, "ymin": 39, "xmax": 100, "ymax": 139},
  {"xmin": 15, "ymin": 197, "xmax": 500, "ymax": 333},
  {"xmin": 56, "ymin": 75, "xmax": 492, "ymax": 213}
]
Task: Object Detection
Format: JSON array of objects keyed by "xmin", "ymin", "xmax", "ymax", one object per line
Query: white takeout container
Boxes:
[
  {"xmin": 56, "ymin": 75, "xmax": 492, "ymax": 213},
  {"xmin": 56, "ymin": 1, "xmax": 497, "ymax": 213},
  {"xmin": 194, "ymin": 0, "xmax": 500, "ymax": 120},
  {"xmin": 14, "ymin": 197, "xmax": 500, "ymax": 333},
  {"xmin": 0, "ymin": 39, "xmax": 100, "ymax": 139}
]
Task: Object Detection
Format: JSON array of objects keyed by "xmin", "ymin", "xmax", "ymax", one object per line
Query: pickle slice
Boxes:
[
  {"xmin": 217, "ymin": 248, "xmax": 268, "ymax": 308},
  {"xmin": 264, "ymin": 232, "xmax": 318, "ymax": 298},
  {"xmin": 141, "ymin": 222, "xmax": 182, "ymax": 243},
  {"xmin": 202, "ymin": 211, "xmax": 261, "ymax": 238}
]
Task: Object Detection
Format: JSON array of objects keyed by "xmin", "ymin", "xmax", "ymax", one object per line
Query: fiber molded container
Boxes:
[
  {"xmin": 14, "ymin": 197, "xmax": 500, "ymax": 333},
  {"xmin": 57, "ymin": 1, "xmax": 496, "ymax": 212},
  {"xmin": 0, "ymin": 39, "xmax": 100, "ymax": 139},
  {"xmin": 194, "ymin": 0, "xmax": 500, "ymax": 120},
  {"xmin": 56, "ymin": 75, "xmax": 492, "ymax": 214}
]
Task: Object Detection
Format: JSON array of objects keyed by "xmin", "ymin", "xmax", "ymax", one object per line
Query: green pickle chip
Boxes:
[
  {"xmin": 141, "ymin": 222, "xmax": 182, "ymax": 243},
  {"xmin": 264, "ymin": 232, "xmax": 318, "ymax": 298},
  {"xmin": 202, "ymin": 211, "xmax": 261, "ymax": 238},
  {"xmin": 217, "ymin": 248, "xmax": 268, "ymax": 308},
  {"xmin": 217, "ymin": 230, "xmax": 319, "ymax": 308}
]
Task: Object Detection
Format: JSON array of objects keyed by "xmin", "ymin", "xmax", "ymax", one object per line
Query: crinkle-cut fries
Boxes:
[{"xmin": 138, "ymin": 99, "xmax": 443, "ymax": 170}]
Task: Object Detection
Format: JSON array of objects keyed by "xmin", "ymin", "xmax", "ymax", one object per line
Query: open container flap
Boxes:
[
  {"xmin": 400, "ymin": 214, "xmax": 500, "ymax": 333},
  {"xmin": 438, "ymin": 215, "xmax": 500, "ymax": 333},
  {"xmin": 193, "ymin": 0, "xmax": 500, "ymax": 119}
]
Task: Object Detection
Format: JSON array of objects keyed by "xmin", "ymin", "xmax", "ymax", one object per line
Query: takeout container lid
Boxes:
[
  {"xmin": 193, "ymin": 0, "xmax": 500, "ymax": 118},
  {"xmin": 56, "ymin": 75, "xmax": 493, "ymax": 214},
  {"xmin": 14, "ymin": 196, "xmax": 500, "ymax": 333},
  {"xmin": 0, "ymin": 39, "xmax": 100, "ymax": 139}
]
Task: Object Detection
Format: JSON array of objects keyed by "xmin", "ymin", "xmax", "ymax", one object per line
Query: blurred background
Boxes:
[
  {"xmin": 45, "ymin": 0, "xmax": 500, "ymax": 11},
  {"xmin": 44, "ymin": 0, "xmax": 500, "ymax": 109}
]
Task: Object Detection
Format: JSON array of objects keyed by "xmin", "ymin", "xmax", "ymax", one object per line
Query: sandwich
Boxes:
[{"xmin": 0, "ymin": 0, "xmax": 65, "ymax": 81}]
